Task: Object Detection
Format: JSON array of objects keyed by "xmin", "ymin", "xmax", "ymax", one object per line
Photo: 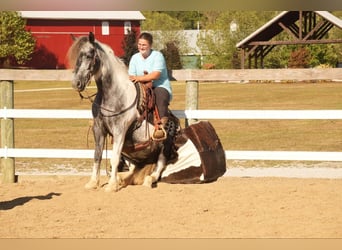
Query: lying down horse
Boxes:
[{"xmin": 67, "ymin": 32, "xmax": 226, "ymax": 192}]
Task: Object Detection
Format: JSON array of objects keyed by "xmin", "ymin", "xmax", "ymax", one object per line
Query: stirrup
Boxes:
[{"xmin": 152, "ymin": 127, "xmax": 167, "ymax": 141}]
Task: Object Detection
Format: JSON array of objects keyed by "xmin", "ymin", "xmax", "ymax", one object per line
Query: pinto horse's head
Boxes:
[{"xmin": 68, "ymin": 32, "xmax": 101, "ymax": 92}]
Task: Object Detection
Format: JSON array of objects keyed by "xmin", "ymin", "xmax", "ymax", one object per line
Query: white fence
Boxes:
[
  {"xmin": 1, "ymin": 68, "xmax": 342, "ymax": 181},
  {"xmin": 1, "ymin": 108, "xmax": 342, "ymax": 162}
]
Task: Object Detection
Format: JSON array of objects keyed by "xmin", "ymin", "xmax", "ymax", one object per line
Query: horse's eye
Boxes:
[{"xmin": 86, "ymin": 50, "xmax": 95, "ymax": 59}]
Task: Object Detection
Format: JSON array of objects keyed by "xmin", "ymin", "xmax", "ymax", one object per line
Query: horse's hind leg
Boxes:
[
  {"xmin": 143, "ymin": 150, "xmax": 166, "ymax": 188},
  {"xmin": 117, "ymin": 164, "xmax": 136, "ymax": 188}
]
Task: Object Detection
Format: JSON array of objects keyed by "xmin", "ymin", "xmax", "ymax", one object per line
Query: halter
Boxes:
[
  {"xmin": 75, "ymin": 43, "xmax": 139, "ymax": 117},
  {"xmin": 77, "ymin": 72, "xmax": 138, "ymax": 118},
  {"xmin": 89, "ymin": 49, "xmax": 100, "ymax": 74}
]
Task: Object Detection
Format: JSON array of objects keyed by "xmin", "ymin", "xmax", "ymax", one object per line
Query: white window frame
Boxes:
[
  {"xmin": 124, "ymin": 21, "xmax": 131, "ymax": 35},
  {"xmin": 102, "ymin": 21, "xmax": 109, "ymax": 35}
]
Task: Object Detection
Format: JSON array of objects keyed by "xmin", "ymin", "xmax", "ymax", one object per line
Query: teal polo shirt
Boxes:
[{"xmin": 128, "ymin": 50, "xmax": 172, "ymax": 100}]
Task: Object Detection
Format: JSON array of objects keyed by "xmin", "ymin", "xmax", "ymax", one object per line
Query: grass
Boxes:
[
  {"xmin": 172, "ymin": 82, "xmax": 342, "ymax": 151},
  {"xmin": 2, "ymin": 80, "xmax": 342, "ymax": 172}
]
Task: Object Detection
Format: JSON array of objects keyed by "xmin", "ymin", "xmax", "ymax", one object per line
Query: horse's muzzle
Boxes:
[
  {"xmin": 74, "ymin": 79, "xmax": 86, "ymax": 92},
  {"xmin": 72, "ymin": 72, "xmax": 91, "ymax": 92}
]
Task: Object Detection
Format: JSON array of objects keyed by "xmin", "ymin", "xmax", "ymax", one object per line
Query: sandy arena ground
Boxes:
[{"xmin": 0, "ymin": 175, "xmax": 342, "ymax": 238}]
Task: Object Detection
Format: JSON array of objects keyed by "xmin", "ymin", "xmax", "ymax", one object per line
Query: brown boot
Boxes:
[{"xmin": 152, "ymin": 117, "xmax": 168, "ymax": 141}]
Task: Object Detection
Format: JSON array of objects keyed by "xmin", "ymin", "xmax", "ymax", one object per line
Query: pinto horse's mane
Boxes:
[{"xmin": 67, "ymin": 35, "xmax": 127, "ymax": 71}]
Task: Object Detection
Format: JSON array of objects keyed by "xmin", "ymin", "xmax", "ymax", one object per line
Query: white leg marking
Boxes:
[
  {"xmin": 146, "ymin": 150, "xmax": 166, "ymax": 186},
  {"xmin": 105, "ymin": 134, "xmax": 125, "ymax": 192},
  {"xmin": 117, "ymin": 164, "xmax": 136, "ymax": 188},
  {"xmin": 85, "ymin": 162, "xmax": 100, "ymax": 189},
  {"xmin": 143, "ymin": 175, "xmax": 153, "ymax": 188}
]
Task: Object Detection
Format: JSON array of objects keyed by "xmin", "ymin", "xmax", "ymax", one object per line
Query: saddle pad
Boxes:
[{"xmin": 160, "ymin": 121, "xmax": 226, "ymax": 184}]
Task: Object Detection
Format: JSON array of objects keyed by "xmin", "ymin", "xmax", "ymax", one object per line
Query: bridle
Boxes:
[{"xmin": 76, "ymin": 47, "xmax": 138, "ymax": 117}]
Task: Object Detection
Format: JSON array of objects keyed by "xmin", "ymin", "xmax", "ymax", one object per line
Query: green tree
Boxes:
[
  {"xmin": 162, "ymin": 11, "xmax": 203, "ymax": 29},
  {"xmin": 198, "ymin": 11, "xmax": 278, "ymax": 69},
  {"xmin": 0, "ymin": 11, "xmax": 35, "ymax": 68},
  {"xmin": 307, "ymin": 44, "xmax": 338, "ymax": 67},
  {"xmin": 141, "ymin": 11, "xmax": 184, "ymax": 31},
  {"xmin": 121, "ymin": 29, "xmax": 138, "ymax": 66},
  {"xmin": 160, "ymin": 41, "xmax": 183, "ymax": 71},
  {"xmin": 263, "ymin": 45, "xmax": 291, "ymax": 68},
  {"xmin": 144, "ymin": 11, "xmax": 342, "ymax": 68},
  {"xmin": 331, "ymin": 11, "xmax": 342, "ymax": 64},
  {"xmin": 140, "ymin": 11, "xmax": 191, "ymax": 55}
]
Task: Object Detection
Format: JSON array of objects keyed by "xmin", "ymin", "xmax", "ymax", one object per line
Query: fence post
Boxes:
[
  {"xmin": 0, "ymin": 80, "xmax": 15, "ymax": 183},
  {"xmin": 185, "ymin": 80, "xmax": 199, "ymax": 127}
]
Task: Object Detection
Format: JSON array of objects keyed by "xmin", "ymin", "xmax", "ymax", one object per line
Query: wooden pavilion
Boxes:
[{"xmin": 236, "ymin": 11, "xmax": 342, "ymax": 69}]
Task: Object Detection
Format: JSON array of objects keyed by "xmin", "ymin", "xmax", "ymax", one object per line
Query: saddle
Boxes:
[
  {"xmin": 135, "ymin": 80, "xmax": 156, "ymax": 125},
  {"xmin": 134, "ymin": 80, "xmax": 179, "ymax": 138},
  {"xmin": 120, "ymin": 81, "xmax": 180, "ymax": 166}
]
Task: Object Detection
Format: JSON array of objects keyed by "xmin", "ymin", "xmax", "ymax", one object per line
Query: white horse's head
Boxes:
[{"xmin": 68, "ymin": 32, "xmax": 101, "ymax": 92}]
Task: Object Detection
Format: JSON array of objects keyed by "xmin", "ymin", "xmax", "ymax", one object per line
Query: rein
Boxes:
[
  {"xmin": 98, "ymin": 94, "xmax": 138, "ymax": 117},
  {"xmin": 78, "ymin": 86, "xmax": 139, "ymax": 118},
  {"xmin": 79, "ymin": 91, "xmax": 97, "ymax": 100}
]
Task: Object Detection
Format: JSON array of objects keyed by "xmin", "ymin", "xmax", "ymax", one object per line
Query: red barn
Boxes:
[{"xmin": 20, "ymin": 11, "xmax": 145, "ymax": 69}]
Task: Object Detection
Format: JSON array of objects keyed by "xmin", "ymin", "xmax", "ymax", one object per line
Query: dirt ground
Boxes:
[{"xmin": 0, "ymin": 175, "xmax": 341, "ymax": 238}]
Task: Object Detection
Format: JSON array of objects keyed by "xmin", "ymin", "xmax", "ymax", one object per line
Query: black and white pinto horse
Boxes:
[{"xmin": 68, "ymin": 32, "xmax": 226, "ymax": 192}]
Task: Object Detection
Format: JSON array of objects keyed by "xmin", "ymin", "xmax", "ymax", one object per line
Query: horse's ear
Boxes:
[
  {"xmin": 89, "ymin": 32, "xmax": 95, "ymax": 44},
  {"xmin": 70, "ymin": 33, "xmax": 77, "ymax": 41}
]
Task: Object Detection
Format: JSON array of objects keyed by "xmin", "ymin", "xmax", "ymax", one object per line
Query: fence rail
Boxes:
[
  {"xmin": 1, "ymin": 68, "xmax": 341, "ymax": 81},
  {"xmin": 2, "ymin": 109, "xmax": 342, "ymax": 120},
  {"xmin": 1, "ymin": 68, "xmax": 342, "ymax": 182},
  {"xmin": 1, "ymin": 108, "xmax": 342, "ymax": 162},
  {"xmin": 1, "ymin": 148, "xmax": 342, "ymax": 162},
  {"xmin": 171, "ymin": 68, "xmax": 342, "ymax": 82}
]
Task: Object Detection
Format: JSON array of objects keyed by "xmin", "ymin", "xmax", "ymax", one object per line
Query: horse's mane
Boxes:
[
  {"xmin": 67, "ymin": 35, "xmax": 127, "ymax": 70},
  {"xmin": 99, "ymin": 41, "xmax": 128, "ymax": 71},
  {"xmin": 67, "ymin": 36, "xmax": 88, "ymax": 69}
]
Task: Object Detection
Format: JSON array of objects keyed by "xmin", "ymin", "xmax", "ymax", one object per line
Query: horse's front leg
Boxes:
[
  {"xmin": 105, "ymin": 133, "xmax": 125, "ymax": 192},
  {"xmin": 85, "ymin": 124, "xmax": 106, "ymax": 190}
]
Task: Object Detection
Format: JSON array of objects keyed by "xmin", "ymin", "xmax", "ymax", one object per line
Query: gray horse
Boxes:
[
  {"xmin": 68, "ymin": 32, "xmax": 226, "ymax": 192},
  {"xmin": 68, "ymin": 32, "xmax": 176, "ymax": 192}
]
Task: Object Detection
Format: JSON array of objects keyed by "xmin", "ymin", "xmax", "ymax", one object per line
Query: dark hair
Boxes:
[{"xmin": 138, "ymin": 32, "xmax": 153, "ymax": 45}]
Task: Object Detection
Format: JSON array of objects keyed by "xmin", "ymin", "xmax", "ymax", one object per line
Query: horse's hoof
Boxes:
[
  {"xmin": 143, "ymin": 176, "xmax": 153, "ymax": 188},
  {"xmin": 104, "ymin": 182, "xmax": 119, "ymax": 192},
  {"xmin": 117, "ymin": 174, "xmax": 124, "ymax": 186},
  {"xmin": 84, "ymin": 180, "xmax": 99, "ymax": 190}
]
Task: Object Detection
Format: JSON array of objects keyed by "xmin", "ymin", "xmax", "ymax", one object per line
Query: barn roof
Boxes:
[
  {"xmin": 19, "ymin": 11, "xmax": 145, "ymax": 21},
  {"xmin": 236, "ymin": 11, "xmax": 342, "ymax": 49}
]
